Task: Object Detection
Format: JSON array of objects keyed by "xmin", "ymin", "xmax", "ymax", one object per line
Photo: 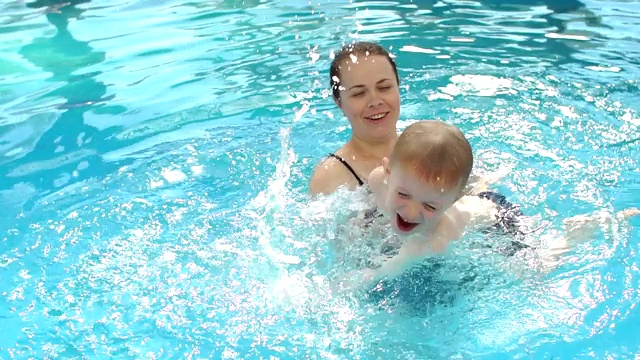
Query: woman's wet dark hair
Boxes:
[{"xmin": 329, "ymin": 41, "xmax": 399, "ymax": 100}]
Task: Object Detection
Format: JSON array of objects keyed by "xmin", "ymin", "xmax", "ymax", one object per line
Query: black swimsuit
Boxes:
[
  {"xmin": 328, "ymin": 153, "xmax": 534, "ymax": 256},
  {"xmin": 328, "ymin": 153, "xmax": 381, "ymax": 221},
  {"xmin": 328, "ymin": 153, "xmax": 364, "ymax": 186}
]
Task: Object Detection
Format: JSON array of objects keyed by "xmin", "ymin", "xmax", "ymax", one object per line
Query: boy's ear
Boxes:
[
  {"xmin": 382, "ymin": 157, "xmax": 390, "ymax": 175},
  {"xmin": 455, "ymin": 182, "xmax": 470, "ymax": 201}
]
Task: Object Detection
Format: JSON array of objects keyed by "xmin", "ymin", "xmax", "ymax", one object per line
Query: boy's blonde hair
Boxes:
[{"xmin": 390, "ymin": 120, "xmax": 473, "ymax": 190}]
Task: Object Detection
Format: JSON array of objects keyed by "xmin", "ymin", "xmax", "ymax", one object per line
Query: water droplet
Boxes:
[{"xmin": 309, "ymin": 50, "xmax": 320, "ymax": 64}]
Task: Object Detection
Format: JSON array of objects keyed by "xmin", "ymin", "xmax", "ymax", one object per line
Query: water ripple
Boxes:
[{"xmin": 1, "ymin": 0, "xmax": 640, "ymax": 358}]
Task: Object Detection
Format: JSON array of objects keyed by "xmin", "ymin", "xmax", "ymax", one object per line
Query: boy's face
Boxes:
[{"xmin": 383, "ymin": 162, "xmax": 462, "ymax": 235}]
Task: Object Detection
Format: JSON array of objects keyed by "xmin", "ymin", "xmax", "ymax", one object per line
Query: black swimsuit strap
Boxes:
[{"xmin": 328, "ymin": 153, "xmax": 364, "ymax": 186}]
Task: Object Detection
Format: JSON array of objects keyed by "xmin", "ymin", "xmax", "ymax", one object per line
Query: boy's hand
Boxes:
[{"xmin": 331, "ymin": 268, "xmax": 376, "ymax": 295}]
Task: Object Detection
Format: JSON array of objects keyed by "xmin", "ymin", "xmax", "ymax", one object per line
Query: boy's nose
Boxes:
[{"xmin": 400, "ymin": 203, "xmax": 421, "ymax": 223}]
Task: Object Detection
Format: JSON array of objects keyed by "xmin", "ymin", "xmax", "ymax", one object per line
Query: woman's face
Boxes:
[{"xmin": 335, "ymin": 54, "xmax": 400, "ymax": 143}]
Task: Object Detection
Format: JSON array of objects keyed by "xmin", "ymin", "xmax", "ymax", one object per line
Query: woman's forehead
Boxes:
[{"xmin": 338, "ymin": 55, "xmax": 395, "ymax": 80}]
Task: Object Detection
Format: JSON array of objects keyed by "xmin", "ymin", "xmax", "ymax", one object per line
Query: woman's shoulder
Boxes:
[
  {"xmin": 309, "ymin": 156, "xmax": 353, "ymax": 195},
  {"xmin": 309, "ymin": 154, "xmax": 360, "ymax": 195}
]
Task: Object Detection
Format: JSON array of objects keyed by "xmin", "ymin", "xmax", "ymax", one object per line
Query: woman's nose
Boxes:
[{"xmin": 366, "ymin": 92, "xmax": 383, "ymax": 108}]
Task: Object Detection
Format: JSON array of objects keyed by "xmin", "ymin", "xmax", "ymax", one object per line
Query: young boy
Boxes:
[
  {"xmin": 336, "ymin": 120, "xmax": 638, "ymax": 291},
  {"xmin": 348, "ymin": 120, "xmax": 495, "ymax": 284}
]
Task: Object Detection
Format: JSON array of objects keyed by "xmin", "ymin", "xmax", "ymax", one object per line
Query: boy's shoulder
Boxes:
[
  {"xmin": 426, "ymin": 204, "xmax": 470, "ymax": 250},
  {"xmin": 451, "ymin": 195, "xmax": 500, "ymax": 227},
  {"xmin": 432, "ymin": 195, "xmax": 500, "ymax": 242}
]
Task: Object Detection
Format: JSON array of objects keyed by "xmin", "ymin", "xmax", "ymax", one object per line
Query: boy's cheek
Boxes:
[
  {"xmin": 388, "ymin": 197, "xmax": 403, "ymax": 210},
  {"xmin": 422, "ymin": 211, "xmax": 440, "ymax": 220},
  {"xmin": 383, "ymin": 193, "xmax": 395, "ymax": 209}
]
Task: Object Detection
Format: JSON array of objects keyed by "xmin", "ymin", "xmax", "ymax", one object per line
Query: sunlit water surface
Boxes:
[{"xmin": 1, "ymin": 0, "xmax": 639, "ymax": 358}]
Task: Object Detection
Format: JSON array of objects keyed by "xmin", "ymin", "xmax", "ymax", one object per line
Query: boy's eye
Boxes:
[
  {"xmin": 422, "ymin": 203, "xmax": 437, "ymax": 212},
  {"xmin": 397, "ymin": 192, "xmax": 410, "ymax": 198},
  {"xmin": 379, "ymin": 86, "xmax": 391, "ymax": 90}
]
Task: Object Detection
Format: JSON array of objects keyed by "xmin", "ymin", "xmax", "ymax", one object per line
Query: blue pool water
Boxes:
[{"xmin": 1, "ymin": 0, "xmax": 640, "ymax": 358}]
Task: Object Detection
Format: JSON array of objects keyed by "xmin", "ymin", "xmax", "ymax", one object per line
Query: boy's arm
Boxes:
[
  {"xmin": 367, "ymin": 165, "xmax": 387, "ymax": 209},
  {"xmin": 335, "ymin": 240, "xmax": 427, "ymax": 292},
  {"xmin": 335, "ymin": 217, "xmax": 466, "ymax": 293},
  {"xmin": 368, "ymin": 240, "xmax": 428, "ymax": 281}
]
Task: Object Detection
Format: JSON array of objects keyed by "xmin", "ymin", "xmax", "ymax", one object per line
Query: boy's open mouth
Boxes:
[{"xmin": 396, "ymin": 213, "xmax": 419, "ymax": 232}]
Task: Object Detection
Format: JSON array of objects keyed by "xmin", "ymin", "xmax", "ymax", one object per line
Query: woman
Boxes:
[
  {"xmin": 309, "ymin": 41, "xmax": 401, "ymax": 195},
  {"xmin": 309, "ymin": 41, "xmax": 490, "ymax": 196}
]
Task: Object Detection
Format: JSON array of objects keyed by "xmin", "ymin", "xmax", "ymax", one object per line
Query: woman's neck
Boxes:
[{"xmin": 348, "ymin": 133, "xmax": 398, "ymax": 161}]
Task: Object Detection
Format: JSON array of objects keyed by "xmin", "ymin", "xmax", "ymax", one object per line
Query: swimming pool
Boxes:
[{"xmin": 1, "ymin": 0, "xmax": 639, "ymax": 358}]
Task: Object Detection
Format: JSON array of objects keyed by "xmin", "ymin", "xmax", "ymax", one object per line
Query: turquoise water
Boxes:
[{"xmin": 1, "ymin": 0, "xmax": 640, "ymax": 358}]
